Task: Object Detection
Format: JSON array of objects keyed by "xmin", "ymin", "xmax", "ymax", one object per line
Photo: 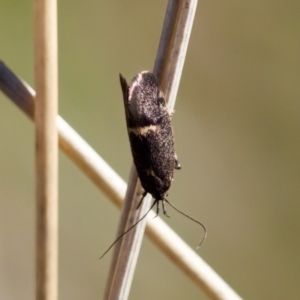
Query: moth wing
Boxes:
[
  {"xmin": 119, "ymin": 73, "xmax": 132, "ymax": 125},
  {"xmin": 119, "ymin": 73, "xmax": 128, "ymax": 101}
]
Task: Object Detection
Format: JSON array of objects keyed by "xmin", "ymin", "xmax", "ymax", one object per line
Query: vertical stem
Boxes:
[
  {"xmin": 104, "ymin": 1, "xmax": 198, "ymax": 299},
  {"xmin": 34, "ymin": 0, "xmax": 58, "ymax": 300}
]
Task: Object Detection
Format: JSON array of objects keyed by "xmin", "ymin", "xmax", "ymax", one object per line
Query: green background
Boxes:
[{"xmin": 1, "ymin": 1, "xmax": 300, "ymax": 299}]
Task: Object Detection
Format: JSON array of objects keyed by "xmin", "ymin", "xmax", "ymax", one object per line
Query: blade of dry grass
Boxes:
[
  {"xmin": 34, "ymin": 0, "xmax": 58, "ymax": 299},
  {"xmin": 103, "ymin": 1, "xmax": 201, "ymax": 299}
]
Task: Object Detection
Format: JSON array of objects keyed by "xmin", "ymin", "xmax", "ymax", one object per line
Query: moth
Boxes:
[
  {"xmin": 119, "ymin": 71, "xmax": 181, "ymax": 215},
  {"xmin": 100, "ymin": 71, "xmax": 206, "ymax": 258}
]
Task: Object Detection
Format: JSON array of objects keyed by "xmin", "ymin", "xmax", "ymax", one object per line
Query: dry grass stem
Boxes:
[
  {"xmin": 34, "ymin": 0, "xmax": 58, "ymax": 299},
  {"xmin": 104, "ymin": 1, "xmax": 200, "ymax": 299}
]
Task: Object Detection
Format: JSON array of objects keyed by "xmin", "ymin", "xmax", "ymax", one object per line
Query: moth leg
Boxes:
[
  {"xmin": 137, "ymin": 191, "xmax": 148, "ymax": 209},
  {"xmin": 151, "ymin": 200, "xmax": 160, "ymax": 219},
  {"xmin": 153, "ymin": 200, "xmax": 170, "ymax": 218},
  {"xmin": 162, "ymin": 199, "xmax": 170, "ymax": 218},
  {"xmin": 174, "ymin": 153, "xmax": 181, "ymax": 170},
  {"xmin": 155, "ymin": 201, "xmax": 160, "ymax": 217}
]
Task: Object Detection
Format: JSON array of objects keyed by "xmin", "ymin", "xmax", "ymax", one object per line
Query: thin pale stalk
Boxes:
[
  {"xmin": 34, "ymin": 0, "xmax": 58, "ymax": 299},
  {"xmin": 0, "ymin": 61, "xmax": 243, "ymax": 300},
  {"xmin": 104, "ymin": 1, "xmax": 199, "ymax": 299}
]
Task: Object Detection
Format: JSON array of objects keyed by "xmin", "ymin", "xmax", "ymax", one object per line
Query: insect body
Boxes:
[
  {"xmin": 99, "ymin": 72, "xmax": 206, "ymax": 259},
  {"xmin": 119, "ymin": 71, "xmax": 181, "ymax": 215}
]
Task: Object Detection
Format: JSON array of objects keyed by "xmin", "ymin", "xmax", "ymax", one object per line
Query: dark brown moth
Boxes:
[
  {"xmin": 100, "ymin": 72, "xmax": 206, "ymax": 258},
  {"xmin": 119, "ymin": 71, "xmax": 181, "ymax": 216}
]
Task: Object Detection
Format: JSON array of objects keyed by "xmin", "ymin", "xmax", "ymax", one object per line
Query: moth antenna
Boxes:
[
  {"xmin": 99, "ymin": 199, "xmax": 157, "ymax": 259},
  {"xmin": 164, "ymin": 199, "xmax": 207, "ymax": 248}
]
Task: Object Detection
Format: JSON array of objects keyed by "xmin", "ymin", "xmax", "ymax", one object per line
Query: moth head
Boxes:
[{"xmin": 127, "ymin": 71, "xmax": 167, "ymax": 123}]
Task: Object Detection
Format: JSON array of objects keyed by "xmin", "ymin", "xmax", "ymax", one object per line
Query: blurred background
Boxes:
[{"xmin": 1, "ymin": 1, "xmax": 300, "ymax": 299}]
